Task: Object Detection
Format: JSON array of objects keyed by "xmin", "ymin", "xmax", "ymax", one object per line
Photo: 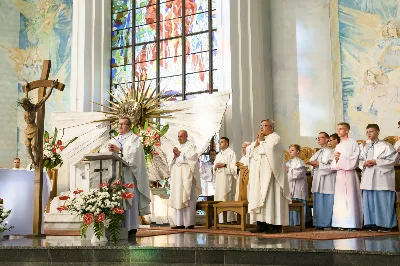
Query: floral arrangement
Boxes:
[
  {"xmin": 0, "ymin": 198, "xmax": 14, "ymax": 233},
  {"xmin": 43, "ymin": 127, "xmax": 77, "ymax": 171},
  {"xmin": 57, "ymin": 180, "xmax": 134, "ymax": 241},
  {"xmin": 132, "ymin": 122, "xmax": 169, "ymax": 166}
]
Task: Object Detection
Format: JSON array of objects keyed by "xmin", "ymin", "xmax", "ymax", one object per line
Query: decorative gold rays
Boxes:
[{"xmin": 93, "ymin": 82, "xmax": 180, "ymax": 132}]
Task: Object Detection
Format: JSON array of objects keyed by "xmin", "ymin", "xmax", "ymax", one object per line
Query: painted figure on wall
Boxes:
[{"xmin": 338, "ymin": 0, "xmax": 400, "ymax": 138}]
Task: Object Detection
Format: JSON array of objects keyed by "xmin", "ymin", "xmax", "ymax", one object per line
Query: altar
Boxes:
[{"xmin": 0, "ymin": 169, "xmax": 51, "ymax": 235}]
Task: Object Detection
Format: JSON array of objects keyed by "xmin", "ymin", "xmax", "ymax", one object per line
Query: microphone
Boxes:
[{"xmin": 109, "ymin": 129, "xmax": 123, "ymax": 158}]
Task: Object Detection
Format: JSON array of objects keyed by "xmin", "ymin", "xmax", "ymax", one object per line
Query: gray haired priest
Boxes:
[
  {"xmin": 247, "ymin": 119, "xmax": 291, "ymax": 233},
  {"xmin": 169, "ymin": 130, "xmax": 202, "ymax": 229},
  {"xmin": 108, "ymin": 117, "xmax": 151, "ymax": 239}
]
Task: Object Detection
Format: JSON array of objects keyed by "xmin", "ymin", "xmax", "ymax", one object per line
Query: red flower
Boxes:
[
  {"xmin": 59, "ymin": 195, "xmax": 70, "ymax": 200},
  {"xmin": 155, "ymin": 142, "xmax": 161, "ymax": 146},
  {"xmin": 73, "ymin": 189, "xmax": 83, "ymax": 195},
  {"xmin": 0, "ymin": 198, "xmax": 3, "ymax": 204},
  {"xmin": 113, "ymin": 180, "xmax": 122, "ymax": 186},
  {"xmin": 99, "ymin": 183, "xmax": 108, "ymax": 189},
  {"xmin": 123, "ymin": 183, "xmax": 134, "ymax": 189},
  {"xmin": 57, "ymin": 205, "xmax": 67, "ymax": 212},
  {"xmin": 59, "ymin": 146, "xmax": 65, "ymax": 151},
  {"xmin": 96, "ymin": 213, "xmax": 106, "ymax": 223},
  {"xmin": 122, "ymin": 192, "xmax": 134, "ymax": 199},
  {"xmin": 83, "ymin": 213, "xmax": 94, "ymax": 225},
  {"xmin": 114, "ymin": 208, "xmax": 124, "ymax": 214},
  {"xmin": 57, "ymin": 140, "xmax": 63, "ymax": 146},
  {"xmin": 153, "ymin": 133, "xmax": 160, "ymax": 140},
  {"xmin": 152, "ymin": 150, "xmax": 159, "ymax": 156},
  {"xmin": 52, "ymin": 147, "xmax": 57, "ymax": 154}
]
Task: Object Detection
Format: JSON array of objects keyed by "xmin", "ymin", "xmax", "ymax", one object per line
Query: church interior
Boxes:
[{"xmin": 1, "ymin": 0, "xmax": 400, "ymax": 265}]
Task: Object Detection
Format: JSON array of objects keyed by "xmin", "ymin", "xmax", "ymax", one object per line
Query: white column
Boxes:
[
  {"xmin": 217, "ymin": 0, "xmax": 273, "ymax": 156},
  {"xmin": 68, "ymin": 0, "xmax": 111, "ymax": 191}
]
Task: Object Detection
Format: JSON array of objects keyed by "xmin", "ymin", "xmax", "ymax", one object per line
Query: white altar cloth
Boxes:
[{"xmin": 0, "ymin": 169, "xmax": 51, "ymax": 235}]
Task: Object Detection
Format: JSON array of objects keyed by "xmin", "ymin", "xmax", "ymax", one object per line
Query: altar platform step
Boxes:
[{"xmin": 1, "ymin": 233, "xmax": 400, "ymax": 265}]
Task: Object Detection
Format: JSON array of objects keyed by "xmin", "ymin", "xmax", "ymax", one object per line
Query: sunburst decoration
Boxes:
[{"xmin": 93, "ymin": 82, "xmax": 180, "ymax": 133}]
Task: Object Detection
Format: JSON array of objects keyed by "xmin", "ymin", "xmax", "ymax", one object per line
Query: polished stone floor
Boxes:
[{"xmin": 1, "ymin": 232, "xmax": 400, "ymax": 254}]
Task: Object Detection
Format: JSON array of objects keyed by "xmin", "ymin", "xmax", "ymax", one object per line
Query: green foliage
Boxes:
[
  {"xmin": 80, "ymin": 223, "xmax": 88, "ymax": 239},
  {"xmin": 109, "ymin": 213, "xmax": 124, "ymax": 242},
  {"xmin": 93, "ymin": 221, "xmax": 105, "ymax": 240}
]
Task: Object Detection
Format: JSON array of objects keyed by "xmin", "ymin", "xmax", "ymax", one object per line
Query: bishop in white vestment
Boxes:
[
  {"xmin": 331, "ymin": 123, "xmax": 362, "ymax": 230},
  {"xmin": 199, "ymin": 150, "xmax": 216, "ymax": 197},
  {"xmin": 108, "ymin": 118, "xmax": 151, "ymax": 238},
  {"xmin": 169, "ymin": 130, "xmax": 202, "ymax": 229},
  {"xmin": 214, "ymin": 137, "xmax": 237, "ymax": 223},
  {"xmin": 359, "ymin": 124, "xmax": 397, "ymax": 231},
  {"xmin": 248, "ymin": 120, "xmax": 291, "ymax": 233},
  {"xmin": 309, "ymin": 132, "xmax": 336, "ymax": 229}
]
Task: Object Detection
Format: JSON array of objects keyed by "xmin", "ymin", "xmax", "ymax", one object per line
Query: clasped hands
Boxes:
[
  {"xmin": 215, "ymin": 163, "xmax": 226, "ymax": 169},
  {"xmin": 108, "ymin": 144, "xmax": 120, "ymax": 153},
  {"xmin": 173, "ymin": 147, "xmax": 181, "ymax": 159},
  {"xmin": 307, "ymin": 160, "xmax": 319, "ymax": 167},
  {"xmin": 334, "ymin": 151, "xmax": 341, "ymax": 163},
  {"xmin": 363, "ymin": 160, "xmax": 377, "ymax": 168}
]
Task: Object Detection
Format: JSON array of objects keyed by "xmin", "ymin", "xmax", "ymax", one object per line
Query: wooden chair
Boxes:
[
  {"xmin": 383, "ymin": 136, "xmax": 400, "ymax": 146},
  {"xmin": 196, "ymin": 200, "xmax": 222, "ymax": 229},
  {"xmin": 213, "ymin": 165, "xmax": 249, "ymax": 231},
  {"xmin": 288, "ymin": 200, "xmax": 306, "ymax": 232}
]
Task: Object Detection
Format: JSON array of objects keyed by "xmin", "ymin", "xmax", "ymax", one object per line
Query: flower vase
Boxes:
[{"xmin": 91, "ymin": 227, "xmax": 108, "ymax": 244}]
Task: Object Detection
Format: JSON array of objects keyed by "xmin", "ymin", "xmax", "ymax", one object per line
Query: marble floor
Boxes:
[{"xmin": 1, "ymin": 232, "xmax": 400, "ymax": 254}]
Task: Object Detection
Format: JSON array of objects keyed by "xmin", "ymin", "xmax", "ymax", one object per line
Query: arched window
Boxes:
[{"xmin": 111, "ymin": 0, "xmax": 217, "ymax": 100}]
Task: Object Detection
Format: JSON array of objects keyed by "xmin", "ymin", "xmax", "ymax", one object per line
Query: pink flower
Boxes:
[
  {"xmin": 99, "ymin": 183, "xmax": 108, "ymax": 189},
  {"xmin": 155, "ymin": 141, "xmax": 161, "ymax": 146},
  {"xmin": 144, "ymin": 137, "xmax": 151, "ymax": 145},
  {"xmin": 96, "ymin": 213, "xmax": 106, "ymax": 223},
  {"xmin": 146, "ymin": 128, "xmax": 152, "ymax": 134},
  {"xmin": 73, "ymin": 189, "xmax": 83, "ymax": 195},
  {"xmin": 114, "ymin": 208, "xmax": 124, "ymax": 214},
  {"xmin": 123, "ymin": 183, "xmax": 134, "ymax": 189},
  {"xmin": 113, "ymin": 180, "xmax": 122, "ymax": 186},
  {"xmin": 59, "ymin": 146, "xmax": 65, "ymax": 151},
  {"xmin": 122, "ymin": 192, "xmax": 134, "ymax": 199},
  {"xmin": 57, "ymin": 206, "xmax": 67, "ymax": 212},
  {"xmin": 152, "ymin": 150, "xmax": 159, "ymax": 156},
  {"xmin": 83, "ymin": 213, "xmax": 94, "ymax": 225},
  {"xmin": 59, "ymin": 195, "xmax": 70, "ymax": 200}
]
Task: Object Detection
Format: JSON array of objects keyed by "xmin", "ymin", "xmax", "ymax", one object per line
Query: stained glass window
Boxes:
[{"xmin": 111, "ymin": 0, "xmax": 217, "ymax": 99}]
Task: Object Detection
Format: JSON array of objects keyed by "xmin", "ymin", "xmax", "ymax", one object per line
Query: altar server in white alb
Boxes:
[
  {"xmin": 331, "ymin": 122, "xmax": 362, "ymax": 231},
  {"xmin": 308, "ymin": 132, "xmax": 336, "ymax": 230},
  {"xmin": 169, "ymin": 130, "xmax": 202, "ymax": 229},
  {"xmin": 359, "ymin": 124, "xmax": 397, "ymax": 232},
  {"xmin": 247, "ymin": 119, "xmax": 291, "ymax": 233},
  {"xmin": 286, "ymin": 144, "xmax": 308, "ymax": 226},
  {"xmin": 214, "ymin": 137, "xmax": 238, "ymax": 223},
  {"xmin": 199, "ymin": 149, "xmax": 216, "ymax": 197},
  {"xmin": 108, "ymin": 117, "xmax": 151, "ymax": 239}
]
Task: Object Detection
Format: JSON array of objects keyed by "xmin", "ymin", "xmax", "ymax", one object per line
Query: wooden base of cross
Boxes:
[{"xmin": 22, "ymin": 60, "xmax": 65, "ymax": 237}]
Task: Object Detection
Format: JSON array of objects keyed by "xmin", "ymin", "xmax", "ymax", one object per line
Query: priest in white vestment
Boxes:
[
  {"xmin": 108, "ymin": 117, "xmax": 151, "ymax": 239},
  {"xmin": 247, "ymin": 119, "xmax": 291, "ymax": 233},
  {"xmin": 214, "ymin": 137, "xmax": 237, "ymax": 223},
  {"xmin": 359, "ymin": 124, "xmax": 397, "ymax": 231},
  {"xmin": 169, "ymin": 130, "xmax": 202, "ymax": 229},
  {"xmin": 199, "ymin": 150, "xmax": 216, "ymax": 197},
  {"xmin": 308, "ymin": 132, "xmax": 336, "ymax": 229},
  {"xmin": 331, "ymin": 122, "xmax": 362, "ymax": 230}
]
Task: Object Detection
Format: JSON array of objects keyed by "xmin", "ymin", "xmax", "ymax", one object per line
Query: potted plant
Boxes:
[
  {"xmin": 0, "ymin": 198, "xmax": 14, "ymax": 240},
  {"xmin": 58, "ymin": 180, "xmax": 134, "ymax": 243}
]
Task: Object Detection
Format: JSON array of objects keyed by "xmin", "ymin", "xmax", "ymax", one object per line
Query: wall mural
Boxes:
[
  {"xmin": 335, "ymin": 0, "xmax": 400, "ymax": 139},
  {"xmin": 0, "ymin": 0, "xmax": 72, "ymax": 167}
]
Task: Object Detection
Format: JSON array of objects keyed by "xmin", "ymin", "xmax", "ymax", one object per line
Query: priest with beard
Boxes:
[
  {"xmin": 108, "ymin": 117, "xmax": 151, "ymax": 239},
  {"xmin": 169, "ymin": 130, "xmax": 202, "ymax": 229},
  {"xmin": 247, "ymin": 119, "xmax": 291, "ymax": 233}
]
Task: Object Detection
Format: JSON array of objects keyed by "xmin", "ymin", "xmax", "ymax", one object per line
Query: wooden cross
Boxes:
[{"xmin": 22, "ymin": 60, "xmax": 65, "ymax": 237}]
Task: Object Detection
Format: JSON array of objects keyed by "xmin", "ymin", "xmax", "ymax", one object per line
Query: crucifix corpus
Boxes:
[{"xmin": 20, "ymin": 60, "xmax": 65, "ymax": 237}]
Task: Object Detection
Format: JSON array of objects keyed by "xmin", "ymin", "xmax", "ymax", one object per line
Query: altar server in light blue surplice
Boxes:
[
  {"xmin": 286, "ymin": 144, "xmax": 309, "ymax": 226},
  {"xmin": 359, "ymin": 124, "xmax": 398, "ymax": 232},
  {"xmin": 308, "ymin": 132, "xmax": 336, "ymax": 230}
]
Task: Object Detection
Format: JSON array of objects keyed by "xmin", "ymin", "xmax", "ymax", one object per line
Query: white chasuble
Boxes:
[
  {"xmin": 248, "ymin": 132, "xmax": 291, "ymax": 225},
  {"xmin": 214, "ymin": 147, "xmax": 238, "ymax": 201},
  {"xmin": 111, "ymin": 132, "xmax": 151, "ymax": 230},
  {"xmin": 169, "ymin": 141, "xmax": 202, "ymax": 210},
  {"xmin": 331, "ymin": 138, "xmax": 362, "ymax": 229}
]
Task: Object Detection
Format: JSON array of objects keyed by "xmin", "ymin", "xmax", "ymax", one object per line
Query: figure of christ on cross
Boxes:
[{"xmin": 20, "ymin": 60, "xmax": 65, "ymax": 236}]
